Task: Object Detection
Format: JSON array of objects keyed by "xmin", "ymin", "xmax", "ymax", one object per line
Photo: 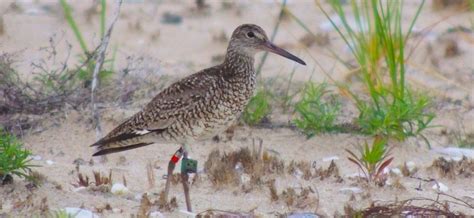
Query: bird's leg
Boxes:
[
  {"xmin": 161, "ymin": 147, "xmax": 183, "ymax": 203},
  {"xmin": 181, "ymin": 149, "xmax": 193, "ymax": 212}
]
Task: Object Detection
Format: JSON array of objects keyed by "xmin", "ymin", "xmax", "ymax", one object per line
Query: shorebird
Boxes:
[{"xmin": 90, "ymin": 24, "xmax": 305, "ymax": 212}]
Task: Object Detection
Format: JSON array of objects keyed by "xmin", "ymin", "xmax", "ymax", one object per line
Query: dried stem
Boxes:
[{"xmin": 91, "ymin": 0, "xmax": 123, "ymax": 138}]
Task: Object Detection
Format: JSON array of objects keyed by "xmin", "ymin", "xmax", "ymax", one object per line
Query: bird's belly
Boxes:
[{"xmin": 189, "ymin": 103, "xmax": 242, "ymax": 142}]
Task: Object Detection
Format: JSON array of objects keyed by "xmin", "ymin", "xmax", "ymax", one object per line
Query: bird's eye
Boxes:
[{"xmin": 246, "ymin": 31, "xmax": 255, "ymax": 38}]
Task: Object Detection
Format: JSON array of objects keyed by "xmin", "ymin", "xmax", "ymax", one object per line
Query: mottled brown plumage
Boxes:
[
  {"xmin": 90, "ymin": 24, "xmax": 305, "ymax": 212},
  {"xmin": 91, "ymin": 24, "xmax": 305, "ymax": 155}
]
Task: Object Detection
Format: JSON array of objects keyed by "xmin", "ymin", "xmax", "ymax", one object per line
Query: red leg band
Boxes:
[{"xmin": 170, "ymin": 155, "xmax": 180, "ymax": 164}]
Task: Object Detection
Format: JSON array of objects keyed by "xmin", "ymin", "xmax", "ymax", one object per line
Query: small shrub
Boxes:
[
  {"xmin": 293, "ymin": 82, "xmax": 341, "ymax": 137},
  {"xmin": 0, "ymin": 130, "xmax": 36, "ymax": 183},
  {"xmin": 242, "ymin": 89, "xmax": 271, "ymax": 125},
  {"xmin": 356, "ymin": 90, "xmax": 435, "ymax": 143}
]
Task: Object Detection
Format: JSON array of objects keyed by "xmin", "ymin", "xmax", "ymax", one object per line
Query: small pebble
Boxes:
[
  {"xmin": 46, "ymin": 160, "xmax": 54, "ymax": 165},
  {"xmin": 111, "ymin": 183, "xmax": 129, "ymax": 195},
  {"xmin": 432, "ymin": 182, "xmax": 449, "ymax": 193},
  {"xmin": 32, "ymin": 155, "xmax": 42, "ymax": 161},
  {"xmin": 406, "ymin": 161, "xmax": 416, "ymax": 173},
  {"xmin": 391, "ymin": 168, "xmax": 402, "ymax": 176},
  {"xmin": 112, "ymin": 208, "xmax": 122, "ymax": 213}
]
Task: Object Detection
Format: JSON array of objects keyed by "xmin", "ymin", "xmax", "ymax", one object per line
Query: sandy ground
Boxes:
[{"xmin": 1, "ymin": 0, "xmax": 474, "ymax": 217}]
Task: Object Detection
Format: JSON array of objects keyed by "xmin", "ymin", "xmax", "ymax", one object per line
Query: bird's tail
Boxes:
[{"xmin": 91, "ymin": 131, "xmax": 158, "ymax": 156}]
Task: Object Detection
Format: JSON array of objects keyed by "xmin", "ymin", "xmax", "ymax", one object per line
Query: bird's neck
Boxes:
[{"xmin": 222, "ymin": 48, "xmax": 256, "ymax": 80}]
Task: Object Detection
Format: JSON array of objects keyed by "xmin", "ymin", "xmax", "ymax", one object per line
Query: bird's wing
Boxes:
[{"xmin": 90, "ymin": 67, "xmax": 220, "ymax": 152}]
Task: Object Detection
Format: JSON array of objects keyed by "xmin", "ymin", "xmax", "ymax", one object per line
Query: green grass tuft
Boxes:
[
  {"xmin": 0, "ymin": 130, "xmax": 37, "ymax": 183},
  {"xmin": 319, "ymin": 0, "xmax": 434, "ymax": 144},
  {"xmin": 243, "ymin": 89, "xmax": 271, "ymax": 125},
  {"xmin": 345, "ymin": 136, "xmax": 393, "ymax": 184},
  {"xmin": 293, "ymin": 82, "xmax": 341, "ymax": 137}
]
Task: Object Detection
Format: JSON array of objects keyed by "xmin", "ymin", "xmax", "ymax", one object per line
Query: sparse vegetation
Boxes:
[
  {"xmin": 345, "ymin": 136, "xmax": 393, "ymax": 184},
  {"xmin": 73, "ymin": 170, "xmax": 113, "ymax": 192},
  {"xmin": 242, "ymin": 89, "xmax": 271, "ymax": 125},
  {"xmin": 204, "ymin": 146, "xmax": 284, "ymax": 187},
  {"xmin": 319, "ymin": 0, "xmax": 434, "ymax": 144},
  {"xmin": 293, "ymin": 82, "xmax": 341, "ymax": 137},
  {"xmin": 0, "ymin": 130, "xmax": 36, "ymax": 184},
  {"xmin": 59, "ymin": 0, "xmax": 115, "ymax": 87}
]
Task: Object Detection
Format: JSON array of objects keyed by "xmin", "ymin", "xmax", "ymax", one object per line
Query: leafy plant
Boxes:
[
  {"xmin": 243, "ymin": 89, "xmax": 271, "ymax": 125},
  {"xmin": 0, "ymin": 130, "xmax": 36, "ymax": 183},
  {"xmin": 59, "ymin": 0, "xmax": 115, "ymax": 86},
  {"xmin": 293, "ymin": 82, "xmax": 341, "ymax": 137},
  {"xmin": 346, "ymin": 136, "xmax": 393, "ymax": 184},
  {"xmin": 318, "ymin": 0, "xmax": 434, "ymax": 144}
]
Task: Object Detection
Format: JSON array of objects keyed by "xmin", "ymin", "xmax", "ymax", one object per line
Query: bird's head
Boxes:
[{"xmin": 228, "ymin": 24, "xmax": 306, "ymax": 65}]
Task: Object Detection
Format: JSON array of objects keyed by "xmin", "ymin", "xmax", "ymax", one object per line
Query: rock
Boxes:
[
  {"xmin": 46, "ymin": 160, "xmax": 54, "ymax": 165},
  {"xmin": 64, "ymin": 207, "xmax": 99, "ymax": 218},
  {"xmin": 406, "ymin": 161, "xmax": 417, "ymax": 173},
  {"xmin": 111, "ymin": 183, "xmax": 129, "ymax": 195},
  {"xmin": 390, "ymin": 168, "xmax": 402, "ymax": 176},
  {"xmin": 112, "ymin": 208, "xmax": 122, "ymax": 213},
  {"xmin": 432, "ymin": 182, "xmax": 449, "ymax": 193}
]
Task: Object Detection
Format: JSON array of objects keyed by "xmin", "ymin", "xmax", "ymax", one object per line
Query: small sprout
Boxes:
[
  {"xmin": 318, "ymin": 160, "xmax": 342, "ymax": 182},
  {"xmin": 345, "ymin": 136, "xmax": 394, "ymax": 185},
  {"xmin": 93, "ymin": 170, "xmax": 112, "ymax": 186},
  {"xmin": 73, "ymin": 172, "xmax": 90, "ymax": 188}
]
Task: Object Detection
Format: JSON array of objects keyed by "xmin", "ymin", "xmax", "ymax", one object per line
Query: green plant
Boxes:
[
  {"xmin": 48, "ymin": 209, "xmax": 75, "ymax": 218},
  {"xmin": 243, "ymin": 89, "xmax": 271, "ymax": 125},
  {"xmin": 293, "ymin": 82, "xmax": 341, "ymax": 137},
  {"xmin": 59, "ymin": 0, "xmax": 115, "ymax": 86},
  {"xmin": 345, "ymin": 136, "xmax": 393, "ymax": 183},
  {"xmin": 0, "ymin": 130, "xmax": 36, "ymax": 183},
  {"xmin": 318, "ymin": 0, "xmax": 434, "ymax": 143}
]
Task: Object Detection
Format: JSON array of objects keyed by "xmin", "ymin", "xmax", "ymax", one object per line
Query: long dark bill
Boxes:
[{"xmin": 262, "ymin": 41, "xmax": 306, "ymax": 65}]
